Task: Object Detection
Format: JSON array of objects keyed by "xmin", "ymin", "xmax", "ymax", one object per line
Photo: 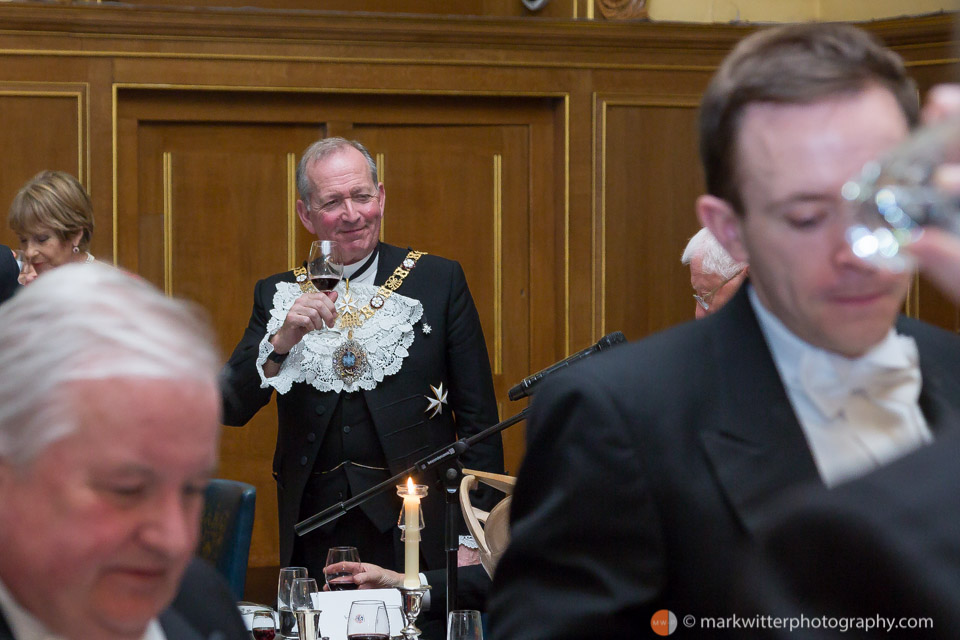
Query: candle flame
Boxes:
[{"xmin": 407, "ymin": 477, "xmax": 415, "ymax": 491}]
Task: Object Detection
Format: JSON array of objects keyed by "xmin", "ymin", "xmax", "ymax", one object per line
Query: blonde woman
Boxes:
[{"xmin": 9, "ymin": 170, "xmax": 95, "ymax": 284}]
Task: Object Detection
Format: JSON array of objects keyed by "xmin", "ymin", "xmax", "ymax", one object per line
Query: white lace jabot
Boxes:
[{"xmin": 257, "ymin": 279, "xmax": 423, "ymax": 394}]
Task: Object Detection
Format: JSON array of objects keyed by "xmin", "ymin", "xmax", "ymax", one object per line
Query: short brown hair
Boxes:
[
  {"xmin": 699, "ymin": 23, "xmax": 919, "ymax": 215},
  {"xmin": 8, "ymin": 171, "xmax": 95, "ymax": 251}
]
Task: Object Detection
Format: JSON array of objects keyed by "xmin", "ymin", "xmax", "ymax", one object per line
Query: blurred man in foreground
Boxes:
[
  {"xmin": 489, "ymin": 23, "xmax": 960, "ymax": 639},
  {"xmin": 681, "ymin": 227, "xmax": 748, "ymax": 318},
  {"xmin": 739, "ymin": 84, "xmax": 960, "ymax": 639},
  {"xmin": 0, "ymin": 262, "xmax": 244, "ymax": 640}
]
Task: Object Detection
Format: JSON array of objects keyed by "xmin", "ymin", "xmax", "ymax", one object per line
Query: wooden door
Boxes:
[{"xmin": 116, "ymin": 88, "xmax": 557, "ymax": 586}]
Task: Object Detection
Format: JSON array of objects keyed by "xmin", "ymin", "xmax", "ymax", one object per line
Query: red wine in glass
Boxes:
[
  {"xmin": 310, "ymin": 275, "xmax": 341, "ymax": 292},
  {"xmin": 346, "ymin": 635, "xmax": 389, "ymax": 640},
  {"xmin": 307, "ymin": 241, "xmax": 344, "ymax": 294},
  {"xmin": 253, "ymin": 629, "xmax": 277, "ymax": 640},
  {"xmin": 326, "ymin": 571, "xmax": 359, "ymax": 591}
]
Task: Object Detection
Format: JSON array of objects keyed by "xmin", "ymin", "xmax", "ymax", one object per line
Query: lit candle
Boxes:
[{"xmin": 403, "ymin": 477, "xmax": 421, "ymax": 588}]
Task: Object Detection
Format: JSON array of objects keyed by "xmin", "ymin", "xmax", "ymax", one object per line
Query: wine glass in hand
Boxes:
[
  {"xmin": 324, "ymin": 546, "xmax": 360, "ymax": 591},
  {"xmin": 347, "ymin": 600, "xmax": 389, "ymax": 640},
  {"xmin": 307, "ymin": 240, "xmax": 344, "ymax": 292}
]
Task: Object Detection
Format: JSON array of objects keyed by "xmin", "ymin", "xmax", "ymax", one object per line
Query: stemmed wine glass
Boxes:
[
  {"xmin": 386, "ymin": 606, "xmax": 405, "ymax": 640},
  {"xmin": 251, "ymin": 610, "xmax": 278, "ymax": 640},
  {"xmin": 446, "ymin": 610, "xmax": 484, "ymax": 640},
  {"xmin": 307, "ymin": 240, "xmax": 345, "ymax": 292},
  {"xmin": 346, "ymin": 600, "xmax": 389, "ymax": 640},
  {"xmin": 277, "ymin": 567, "xmax": 308, "ymax": 639},
  {"xmin": 289, "ymin": 577, "xmax": 320, "ymax": 611},
  {"xmin": 324, "ymin": 546, "xmax": 361, "ymax": 591}
]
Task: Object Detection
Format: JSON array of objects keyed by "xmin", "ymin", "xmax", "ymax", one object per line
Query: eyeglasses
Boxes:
[
  {"xmin": 311, "ymin": 192, "xmax": 379, "ymax": 215},
  {"xmin": 693, "ymin": 269, "xmax": 744, "ymax": 311}
]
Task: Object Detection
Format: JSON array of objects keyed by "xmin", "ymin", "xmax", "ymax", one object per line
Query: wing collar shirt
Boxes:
[
  {"xmin": 342, "ymin": 246, "xmax": 379, "ymax": 286},
  {"xmin": 0, "ymin": 577, "xmax": 166, "ymax": 640},
  {"xmin": 748, "ymin": 285, "xmax": 931, "ymax": 487}
]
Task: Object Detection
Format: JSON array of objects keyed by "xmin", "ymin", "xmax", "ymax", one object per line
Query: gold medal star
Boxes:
[{"xmin": 424, "ymin": 383, "xmax": 448, "ymax": 418}]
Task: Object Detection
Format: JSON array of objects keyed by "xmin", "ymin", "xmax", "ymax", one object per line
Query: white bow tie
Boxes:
[{"xmin": 798, "ymin": 335, "xmax": 921, "ymax": 420}]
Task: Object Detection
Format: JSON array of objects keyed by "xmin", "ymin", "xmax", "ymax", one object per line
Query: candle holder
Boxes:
[
  {"xmin": 396, "ymin": 482, "xmax": 429, "ymax": 536},
  {"xmin": 397, "ymin": 482, "xmax": 429, "ymax": 588},
  {"xmin": 397, "ymin": 584, "xmax": 431, "ymax": 640}
]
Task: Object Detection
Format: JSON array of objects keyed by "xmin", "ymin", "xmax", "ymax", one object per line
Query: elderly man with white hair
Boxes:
[
  {"xmin": 0, "ymin": 263, "xmax": 247, "ymax": 640},
  {"xmin": 681, "ymin": 227, "xmax": 748, "ymax": 318}
]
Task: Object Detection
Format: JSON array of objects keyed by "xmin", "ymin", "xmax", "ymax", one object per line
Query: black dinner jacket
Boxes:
[
  {"xmin": 0, "ymin": 559, "xmax": 248, "ymax": 640},
  {"xmin": 741, "ymin": 429, "xmax": 960, "ymax": 639},
  {"xmin": 221, "ymin": 242, "xmax": 503, "ymax": 570},
  {"xmin": 0, "ymin": 245, "xmax": 19, "ymax": 306},
  {"xmin": 488, "ymin": 284, "xmax": 960, "ymax": 640}
]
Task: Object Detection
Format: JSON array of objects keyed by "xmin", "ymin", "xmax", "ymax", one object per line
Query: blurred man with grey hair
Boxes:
[
  {"xmin": 0, "ymin": 262, "xmax": 247, "ymax": 640},
  {"xmin": 681, "ymin": 227, "xmax": 747, "ymax": 318}
]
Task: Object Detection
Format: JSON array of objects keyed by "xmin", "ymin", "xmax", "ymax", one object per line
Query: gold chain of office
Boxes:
[{"xmin": 293, "ymin": 249, "xmax": 426, "ymax": 332}]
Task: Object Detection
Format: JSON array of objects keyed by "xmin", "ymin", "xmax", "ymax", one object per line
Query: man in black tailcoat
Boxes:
[{"xmin": 221, "ymin": 137, "xmax": 504, "ymax": 580}]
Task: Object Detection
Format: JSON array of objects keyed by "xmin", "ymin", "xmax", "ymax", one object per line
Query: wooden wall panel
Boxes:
[
  {"xmin": 0, "ymin": 84, "xmax": 86, "ymax": 248},
  {"xmin": 598, "ymin": 97, "xmax": 704, "ymax": 340},
  {"xmin": 0, "ymin": 4, "xmax": 954, "ymax": 600}
]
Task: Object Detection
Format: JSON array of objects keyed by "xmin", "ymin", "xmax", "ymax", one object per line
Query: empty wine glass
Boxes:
[
  {"xmin": 845, "ymin": 112, "xmax": 960, "ymax": 271},
  {"xmin": 386, "ymin": 606, "xmax": 405, "ymax": 640},
  {"xmin": 307, "ymin": 240, "xmax": 345, "ymax": 292},
  {"xmin": 324, "ymin": 546, "xmax": 360, "ymax": 591},
  {"xmin": 346, "ymin": 600, "xmax": 389, "ymax": 640},
  {"xmin": 290, "ymin": 577, "xmax": 319, "ymax": 611},
  {"xmin": 251, "ymin": 610, "xmax": 278, "ymax": 640},
  {"xmin": 277, "ymin": 567, "xmax": 308, "ymax": 638},
  {"xmin": 446, "ymin": 610, "xmax": 483, "ymax": 640}
]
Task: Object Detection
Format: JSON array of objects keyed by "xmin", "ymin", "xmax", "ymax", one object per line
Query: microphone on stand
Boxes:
[{"xmin": 508, "ymin": 331, "xmax": 626, "ymax": 401}]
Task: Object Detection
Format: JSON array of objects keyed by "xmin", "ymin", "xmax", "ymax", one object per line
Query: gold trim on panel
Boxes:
[
  {"xmin": 162, "ymin": 151, "xmax": 173, "ymax": 296},
  {"xmin": 112, "ymin": 82, "xmax": 570, "ymax": 100},
  {"xmin": 287, "ymin": 152, "xmax": 297, "ymax": 270},
  {"xmin": 376, "ymin": 152, "xmax": 385, "ymax": 241},
  {"xmin": 0, "ymin": 47, "xmax": 718, "ymax": 73},
  {"xmin": 112, "ymin": 84, "xmax": 118, "ymax": 263},
  {"xmin": 906, "ymin": 271, "xmax": 920, "ymax": 319},
  {"xmin": 598, "ymin": 97, "xmax": 607, "ymax": 338},
  {"xmin": 493, "ymin": 153, "xmax": 503, "ymax": 376},
  {"xmin": 563, "ymin": 94, "xmax": 570, "ymax": 354}
]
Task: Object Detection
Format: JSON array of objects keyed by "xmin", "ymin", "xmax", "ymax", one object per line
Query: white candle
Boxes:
[{"xmin": 403, "ymin": 477, "xmax": 421, "ymax": 588}]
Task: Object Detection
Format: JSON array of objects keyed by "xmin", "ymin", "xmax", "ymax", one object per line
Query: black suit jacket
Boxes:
[
  {"xmin": 222, "ymin": 242, "xmax": 504, "ymax": 570},
  {"xmin": 0, "ymin": 559, "xmax": 247, "ymax": 640},
  {"xmin": 488, "ymin": 285, "xmax": 960, "ymax": 640},
  {"xmin": 741, "ymin": 429, "xmax": 960, "ymax": 639},
  {"xmin": 0, "ymin": 245, "xmax": 19, "ymax": 306}
]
